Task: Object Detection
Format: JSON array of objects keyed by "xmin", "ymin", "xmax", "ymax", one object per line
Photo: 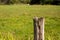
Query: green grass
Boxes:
[{"xmin": 0, "ymin": 5, "xmax": 60, "ymax": 40}]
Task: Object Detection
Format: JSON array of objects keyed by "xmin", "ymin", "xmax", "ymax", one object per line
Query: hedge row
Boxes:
[{"xmin": 0, "ymin": 0, "xmax": 60, "ymax": 5}]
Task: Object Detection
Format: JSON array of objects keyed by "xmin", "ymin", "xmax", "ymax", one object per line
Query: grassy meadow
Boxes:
[{"xmin": 0, "ymin": 5, "xmax": 60, "ymax": 40}]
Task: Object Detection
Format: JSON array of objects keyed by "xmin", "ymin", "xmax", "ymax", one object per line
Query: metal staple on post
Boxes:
[{"xmin": 33, "ymin": 17, "xmax": 44, "ymax": 40}]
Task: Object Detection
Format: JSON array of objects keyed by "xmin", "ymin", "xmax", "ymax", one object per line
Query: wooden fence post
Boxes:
[{"xmin": 33, "ymin": 17, "xmax": 44, "ymax": 40}]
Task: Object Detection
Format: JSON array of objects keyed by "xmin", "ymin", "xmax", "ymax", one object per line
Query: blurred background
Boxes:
[{"xmin": 0, "ymin": 0, "xmax": 60, "ymax": 5}]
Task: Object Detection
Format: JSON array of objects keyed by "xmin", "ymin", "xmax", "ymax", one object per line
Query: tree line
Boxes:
[{"xmin": 0, "ymin": 0, "xmax": 60, "ymax": 5}]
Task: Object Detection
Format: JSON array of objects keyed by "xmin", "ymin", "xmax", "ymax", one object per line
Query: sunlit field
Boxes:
[{"xmin": 0, "ymin": 5, "xmax": 60, "ymax": 40}]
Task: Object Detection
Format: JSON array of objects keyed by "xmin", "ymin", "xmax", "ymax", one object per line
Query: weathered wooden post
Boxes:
[{"xmin": 33, "ymin": 17, "xmax": 44, "ymax": 40}]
